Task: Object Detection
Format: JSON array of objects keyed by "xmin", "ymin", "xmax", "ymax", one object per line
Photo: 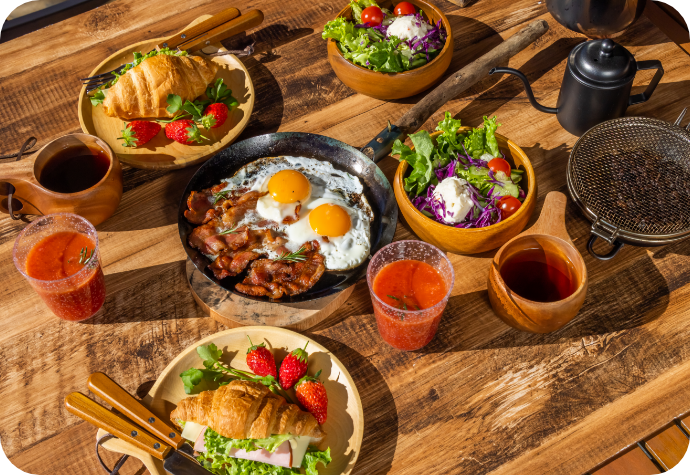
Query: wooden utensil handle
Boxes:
[
  {"xmin": 396, "ymin": 19, "xmax": 550, "ymax": 135},
  {"xmin": 157, "ymin": 7, "xmax": 241, "ymax": 50},
  {"xmin": 64, "ymin": 392, "xmax": 171, "ymax": 460},
  {"xmin": 181, "ymin": 10, "xmax": 264, "ymax": 53},
  {"xmin": 88, "ymin": 372, "xmax": 184, "ymax": 450}
]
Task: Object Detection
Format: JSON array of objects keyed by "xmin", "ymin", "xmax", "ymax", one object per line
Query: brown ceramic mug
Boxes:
[{"xmin": 0, "ymin": 134, "xmax": 123, "ymax": 226}]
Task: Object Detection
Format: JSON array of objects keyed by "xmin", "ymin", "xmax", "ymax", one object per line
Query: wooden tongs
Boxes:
[
  {"xmin": 81, "ymin": 7, "xmax": 264, "ymax": 92},
  {"xmin": 64, "ymin": 372, "xmax": 209, "ymax": 474}
]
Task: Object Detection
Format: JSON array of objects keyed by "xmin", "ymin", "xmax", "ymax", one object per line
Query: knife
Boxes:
[{"xmin": 65, "ymin": 384, "xmax": 210, "ymax": 474}]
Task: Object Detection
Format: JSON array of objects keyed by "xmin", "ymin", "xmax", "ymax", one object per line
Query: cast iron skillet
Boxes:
[{"xmin": 178, "ymin": 132, "xmax": 397, "ymax": 303}]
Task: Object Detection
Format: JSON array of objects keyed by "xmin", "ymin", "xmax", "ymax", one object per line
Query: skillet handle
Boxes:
[{"xmin": 396, "ymin": 19, "xmax": 549, "ymax": 136}]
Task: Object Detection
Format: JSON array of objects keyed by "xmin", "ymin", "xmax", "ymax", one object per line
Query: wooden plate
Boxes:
[
  {"xmin": 78, "ymin": 18, "xmax": 255, "ymax": 170},
  {"xmin": 97, "ymin": 327, "xmax": 364, "ymax": 475}
]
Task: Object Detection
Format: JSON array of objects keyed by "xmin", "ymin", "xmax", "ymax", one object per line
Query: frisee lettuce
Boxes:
[{"xmin": 197, "ymin": 427, "xmax": 331, "ymax": 475}]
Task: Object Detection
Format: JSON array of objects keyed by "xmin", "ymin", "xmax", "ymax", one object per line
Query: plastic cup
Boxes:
[
  {"xmin": 366, "ymin": 240, "xmax": 454, "ymax": 351},
  {"xmin": 13, "ymin": 213, "xmax": 106, "ymax": 321}
]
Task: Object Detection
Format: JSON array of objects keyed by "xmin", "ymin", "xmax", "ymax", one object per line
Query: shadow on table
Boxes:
[
  {"xmin": 81, "ymin": 261, "xmax": 202, "ymax": 325},
  {"xmin": 456, "ymin": 36, "xmax": 585, "ymax": 120},
  {"xmin": 417, "ymin": 244, "xmax": 669, "ymax": 353},
  {"xmin": 387, "ymin": 14, "xmax": 504, "ymax": 107},
  {"xmin": 306, "ymin": 333, "xmax": 398, "ymax": 475}
]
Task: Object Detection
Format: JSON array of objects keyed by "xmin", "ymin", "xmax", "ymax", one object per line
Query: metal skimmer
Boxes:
[{"xmin": 567, "ymin": 114, "xmax": 690, "ymax": 260}]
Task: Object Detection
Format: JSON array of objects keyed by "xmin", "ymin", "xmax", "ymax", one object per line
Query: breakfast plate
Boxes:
[
  {"xmin": 96, "ymin": 326, "xmax": 364, "ymax": 475},
  {"xmin": 77, "ymin": 16, "xmax": 255, "ymax": 170}
]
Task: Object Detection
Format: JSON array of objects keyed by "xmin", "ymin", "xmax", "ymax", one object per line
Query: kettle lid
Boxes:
[{"xmin": 570, "ymin": 39, "xmax": 636, "ymax": 87}]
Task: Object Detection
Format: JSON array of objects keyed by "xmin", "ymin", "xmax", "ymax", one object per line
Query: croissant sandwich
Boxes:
[
  {"xmin": 171, "ymin": 380, "xmax": 331, "ymax": 474},
  {"xmin": 100, "ymin": 52, "xmax": 219, "ymax": 120}
]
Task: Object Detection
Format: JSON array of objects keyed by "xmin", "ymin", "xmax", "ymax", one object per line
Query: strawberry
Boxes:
[
  {"xmin": 165, "ymin": 119, "xmax": 207, "ymax": 145},
  {"xmin": 118, "ymin": 121, "xmax": 161, "ymax": 147},
  {"xmin": 245, "ymin": 336, "xmax": 277, "ymax": 378},
  {"xmin": 279, "ymin": 342, "xmax": 309, "ymax": 390},
  {"xmin": 201, "ymin": 103, "xmax": 228, "ymax": 129},
  {"xmin": 295, "ymin": 369, "xmax": 328, "ymax": 425}
]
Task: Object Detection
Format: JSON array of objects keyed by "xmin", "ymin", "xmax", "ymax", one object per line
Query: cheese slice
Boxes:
[
  {"xmin": 289, "ymin": 435, "xmax": 312, "ymax": 468},
  {"xmin": 181, "ymin": 421, "xmax": 206, "ymax": 444}
]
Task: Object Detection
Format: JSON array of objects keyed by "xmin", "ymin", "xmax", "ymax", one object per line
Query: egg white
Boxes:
[
  {"xmin": 283, "ymin": 197, "xmax": 371, "ymax": 271},
  {"xmin": 218, "ymin": 156, "xmax": 374, "ymax": 271}
]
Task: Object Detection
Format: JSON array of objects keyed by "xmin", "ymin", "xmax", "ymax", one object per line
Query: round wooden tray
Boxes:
[
  {"xmin": 98, "ymin": 326, "xmax": 364, "ymax": 475},
  {"xmin": 185, "ymin": 260, "xmax": 355, "ymax": 330},
  {"xmin": 77, "ymin": 16, "xmax": 255, "ymax": 170}
]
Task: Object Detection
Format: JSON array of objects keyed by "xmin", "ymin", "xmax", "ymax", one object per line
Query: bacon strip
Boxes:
[{"xmin": 235, "ymin": 241, "xmax": 325, "ymax": 299}]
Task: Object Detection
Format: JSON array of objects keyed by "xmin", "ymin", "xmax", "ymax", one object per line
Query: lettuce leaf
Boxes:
[
  {"xmin": 348, "ymin": 0, "xmax": 379, "ymax": 23},
  {"xmin": 203, "ymin": 428, "xmax": 294, "ymax": 455},
  {"xmin": 483, "ymin": 115, "xmax": 501, "ymax": 157},
  {"xmin": 391, "ymin": 130, "xmax": 436, "ymax": 196},
  {"xmin": 198, "ymin": 428, "xmax": 331, "ymax": 475},
  {"xmin": 302, "ymin": 448, "xmax": 331, "ymax": 475}
]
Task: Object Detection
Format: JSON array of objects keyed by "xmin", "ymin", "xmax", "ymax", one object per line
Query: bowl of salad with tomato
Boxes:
[
  {"xmin": 392, "ymin": 112, "xmax": 537, "ymax": 254},
  {"xmin": 322, "ymin": 0, "xmax": 453, "ymax": 100}
]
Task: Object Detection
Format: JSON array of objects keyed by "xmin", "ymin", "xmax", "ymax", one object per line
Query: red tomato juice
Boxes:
[
  {"xmin": 25, "ymin": 232, "xmax": 105, "ymax": 321},
  {"xmin": 371, "ymin": 260, "xmax": 448, "ymax": 350}
]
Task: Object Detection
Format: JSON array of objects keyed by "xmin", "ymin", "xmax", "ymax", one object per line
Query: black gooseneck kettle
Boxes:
[{"xmin": 489, "ymin": 39, "xmax": 664, "ymax": 136}]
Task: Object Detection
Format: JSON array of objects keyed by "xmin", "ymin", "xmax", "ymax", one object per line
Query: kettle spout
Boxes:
[{"xmin": 489, "ymin": 67, "xmax": 558, "ymax": 114}]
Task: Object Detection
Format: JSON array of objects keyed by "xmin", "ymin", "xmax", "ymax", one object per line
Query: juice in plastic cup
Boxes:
[
  {"xmin": 366, "ymin": 240, "xmax": 454, "ymax": 350},
  {"xmin": 13, "ymin": 213, "xmax": 106, "ymax": 321}
]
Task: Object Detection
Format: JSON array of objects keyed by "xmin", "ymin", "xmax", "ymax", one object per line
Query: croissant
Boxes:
[
  {"xmin": 102, "ymin": 54, "xmax": 219, "ymax": 120},
  {"xmin": 170, "ymin": 380, "xmax": 326, "ymax": 443}
]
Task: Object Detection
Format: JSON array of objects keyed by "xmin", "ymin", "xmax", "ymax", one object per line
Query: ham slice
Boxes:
[
  {"xmin": 194, "ymin": 427, "xmax": 208, "ymax": 452},
  {"xmin": 229, "ymin": 440, "xmax": 292, "ymax": 468}
]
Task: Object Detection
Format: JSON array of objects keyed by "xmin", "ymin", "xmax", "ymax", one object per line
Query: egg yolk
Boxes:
[
  {"xmin": 309, "ymin": 203, "xmax": 351, "ymax": 237},
  {"xmin": 267, "ymin": 170, "xmax": 311, "ymax": 203}
]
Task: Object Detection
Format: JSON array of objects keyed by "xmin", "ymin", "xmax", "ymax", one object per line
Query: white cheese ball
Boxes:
[
  {"xmin": 432, "ymin": 177, "xmax": 474, "ymax": 224},
  {"xmin": 387, "ymin": 16, "xmax": 429, "ymax": 42}
]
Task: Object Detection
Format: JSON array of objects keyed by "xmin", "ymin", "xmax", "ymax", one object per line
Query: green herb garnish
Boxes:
[
  {"xmin": 273, "ymin": 245, "xmax": 307, "ymax": 263},
  {"xmin": 179, "ymin": 343, "xmax": 294, "ymax": 402},
  {"xmin": 212, "ymin": 190, "xmax": 230, "ymax": 204},
  {"xmin": 218, "ymin": 225, "xmax": 240, "ymax": 235},
  {"xmin": 78, "ymin": 247, "xmax": 95, "ymax": 265}
]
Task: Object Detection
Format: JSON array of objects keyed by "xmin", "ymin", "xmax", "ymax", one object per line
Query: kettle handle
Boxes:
[{"xmin": 629, "ymin": 60, "xmax": 664, "ymax": 106}]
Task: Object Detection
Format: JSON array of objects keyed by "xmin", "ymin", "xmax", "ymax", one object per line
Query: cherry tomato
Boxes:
[
  {"xmin": 488, "ymin": 157, "xmax": 512, "ymax": 176},
  {"xmin": 394, "ymin": 1, "xmax": 416, "ymax": 15},
  {"xmin": 361, "ymin": 6, "xmax": 384, "ymax": 26},
  {"xmin": 498, "ymin": 196, "xmax": 521, "ymax": 219}
]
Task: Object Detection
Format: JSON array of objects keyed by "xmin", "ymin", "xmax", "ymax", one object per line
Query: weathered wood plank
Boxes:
[
  {"xmin": 3, "ymin": 0, "xmax": 690, "ymax": 474},
  {"xmin": 591, "ymin": 447, "xmax": 660, "ymax": 475},
  {"xmin": 644, "ymin": 425, "xmax": 689, "ymax": 471}
]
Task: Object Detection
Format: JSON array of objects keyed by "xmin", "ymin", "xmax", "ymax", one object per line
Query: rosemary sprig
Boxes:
[
  {"xmin": 78, "ymin": 247, "xmax": 95, "ymax": 265},
  {"xmin": 273, "ymin": 245, "xmax": 307, "ymax": 263},
  {"xmin": 212, "ymin": 190, "xmax": 230, "ymax": 204},
  {"xmin": 386, "ymin": 294, "xmax": 420, "ymax": 312},
  {"xmin": 218, "ymin": 225, "xmax": 240, "ymax": 235}
]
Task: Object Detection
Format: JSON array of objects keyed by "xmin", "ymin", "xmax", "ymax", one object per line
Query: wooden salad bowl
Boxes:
[
  {"xmin": 94, "ymin": 326, "xmax": 364, "ymax": 475},
  {"xmin": 326, "ymin": 0, "xmax": 453, "ymax": 100},
  {"xmin": 394, "ymin": 128, "xmax": 537, "ymax": 254}
]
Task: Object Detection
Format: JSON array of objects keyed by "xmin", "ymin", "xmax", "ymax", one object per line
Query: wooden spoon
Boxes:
[{"xmin": 487, "ymin": 192, "xmax": 588, "ymax": 333}]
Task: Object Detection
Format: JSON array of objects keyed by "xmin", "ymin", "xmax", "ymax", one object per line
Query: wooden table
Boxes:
[{"xmin": 2, "ymin": 1, "xmax": 690, "ymax": 474}]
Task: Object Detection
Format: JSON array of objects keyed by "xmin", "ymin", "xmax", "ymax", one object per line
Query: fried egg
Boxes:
[{"xmin": 219, "ymin": 156, "xmax": 373, "ymax": 270}]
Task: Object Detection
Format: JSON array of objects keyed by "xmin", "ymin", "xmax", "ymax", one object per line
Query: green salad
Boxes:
[
  {"xmin": 392, "ymin": 112, "xmax": 526, "ymax": 228},
  {"xmin": 322, "ymin": 0, "xmax": 447, "ymax": 72}
]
